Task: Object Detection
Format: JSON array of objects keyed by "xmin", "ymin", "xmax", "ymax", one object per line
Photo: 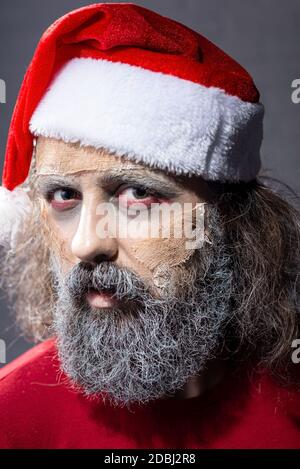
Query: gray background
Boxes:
[{"xmin": 0, "ymin": 0, "xmax": 299, "ymax": 364}]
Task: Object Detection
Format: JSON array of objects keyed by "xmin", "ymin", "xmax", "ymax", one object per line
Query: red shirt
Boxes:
[{"xmin": 0, "ymin": 337, "xmax": 299, "ymax": 449}]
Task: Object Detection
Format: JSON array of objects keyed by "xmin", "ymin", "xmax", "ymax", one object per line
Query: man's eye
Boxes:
[
  {"xmin": 48, "ymin": 188, "xmax": 81, "ymax": 211},
  {"xmin": 117, "ymin": 186, "xmax": 164, "ymax": 208},
  {"xmin": 53, "ymin": 189, "xmax": 78, "ymax": 201},
  {"xmin": 124, "ymin": 187, "xmax": 148, "ymax": 199}
]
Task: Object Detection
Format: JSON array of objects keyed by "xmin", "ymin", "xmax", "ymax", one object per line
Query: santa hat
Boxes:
[{"xmin": 0, "ymin": 2, "xmax": 264, "ymax": 248}]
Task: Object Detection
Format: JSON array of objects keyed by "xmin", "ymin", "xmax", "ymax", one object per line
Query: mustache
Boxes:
[{"xmin": 63, "ymin": 261, "xmax": 150, "ymax": 304}]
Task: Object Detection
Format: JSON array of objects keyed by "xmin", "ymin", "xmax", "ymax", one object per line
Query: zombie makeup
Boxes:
[{"xmin": 35, "ymin": 136, "xmax": 209, "ymax": 294}]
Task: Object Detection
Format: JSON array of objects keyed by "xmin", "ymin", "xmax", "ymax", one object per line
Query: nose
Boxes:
[{"xmin": 71, "ymin": 197, "xmax": 118, "ymax": 264}]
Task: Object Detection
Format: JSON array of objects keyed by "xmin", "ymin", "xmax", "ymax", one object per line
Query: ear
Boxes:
[{"xmin": 0, "ymin": 186, "xmax": 33, "ymax": 249}]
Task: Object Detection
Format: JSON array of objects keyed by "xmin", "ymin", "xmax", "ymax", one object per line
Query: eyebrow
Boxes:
[
  {"xmin": 36, "ymin": 169, "xmax": 183, "ymax": 198},
  {"xmin": 37, "ymin": 175, "xmax": 81, "ymax": 195},
  {"xmin": 99, "ymin": 170, "xmax": 182, "ymax": 197}
]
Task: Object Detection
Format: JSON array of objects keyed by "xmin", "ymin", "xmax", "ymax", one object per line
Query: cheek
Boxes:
[
  {"xmin": 126, "ymin": 237, "xmax": 195, "ymax": 279},
  {"xmin": 122, "ymin": 206, "xmax": 199, "ymax": 279},
  {"xmin": 41, "ymin": 202, "xmax": 79, "ymax": 266}
]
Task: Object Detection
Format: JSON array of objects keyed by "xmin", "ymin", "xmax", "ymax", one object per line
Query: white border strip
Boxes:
[{"xmin": 29, "ymin": 57, "xmax": 264, "ymax": 182}]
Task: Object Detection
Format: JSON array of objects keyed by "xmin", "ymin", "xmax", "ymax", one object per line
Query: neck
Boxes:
[{"xmin": 171, "ymin": 358, "xmax": 228, "ymax": 400}]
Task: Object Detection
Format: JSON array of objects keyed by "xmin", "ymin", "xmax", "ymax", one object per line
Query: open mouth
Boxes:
[{"xmin": 86, "ymin": 287, "xmax": 118, "ymax": 309}]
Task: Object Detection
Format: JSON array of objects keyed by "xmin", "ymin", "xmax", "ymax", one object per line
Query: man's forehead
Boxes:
[
  {"xmin": 35, "ymin": 136, "xmax": 152, "ymax": 176},
  {"xmin": 35, "ymin": 137, "xmax": 213, "ymax": 201}
]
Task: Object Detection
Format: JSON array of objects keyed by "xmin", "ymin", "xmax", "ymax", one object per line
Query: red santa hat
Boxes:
[{"xmin": 0, "ymin": 2, "xmax": 264, "ymax": 248}]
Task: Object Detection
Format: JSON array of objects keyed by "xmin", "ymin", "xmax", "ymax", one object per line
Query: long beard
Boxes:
[{"xmin": 51, "ymin": 207, "xmax": 233, "ymax": 407}]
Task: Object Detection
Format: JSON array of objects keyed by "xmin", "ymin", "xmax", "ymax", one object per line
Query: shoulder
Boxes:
[
  {"xmin": 0, "ymin": 337, "xmax": 58, "ymax": 391},
  {"xmin": 0, "ymin": 337, "xmax": 57, "ymax": 380},
  {"xmin": 227, "ymin": 366, "xmax": 300, "ymax": 448},
  {"xmin": 0, "ymin": 337, "xmax": 68, "ymax": 448}
]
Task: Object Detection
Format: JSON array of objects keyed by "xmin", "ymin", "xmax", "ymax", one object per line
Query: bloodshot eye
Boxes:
[
  {"xmin": 118, "ymin": 186, "xmax": 164, "ymax": 209},
  {"xmin": 49, "ymin": 188, "xmax": 81, "ymax": 211}
]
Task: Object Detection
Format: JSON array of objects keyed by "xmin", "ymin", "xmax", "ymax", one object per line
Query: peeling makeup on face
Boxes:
[
  {"xmin": 35, "ymin": 137, "xmax": 209, "ymax": 293},
  {"xmin": 125, "ymin": 203, "xmax": 207, "ymax": 291}
]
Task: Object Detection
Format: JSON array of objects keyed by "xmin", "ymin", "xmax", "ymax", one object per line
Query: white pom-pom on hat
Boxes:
[{"xmin": 0, "ymin": 186, "xmax": 33, "ymax": 250}]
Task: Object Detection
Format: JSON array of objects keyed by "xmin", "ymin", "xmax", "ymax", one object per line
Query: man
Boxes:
[{"xmin": 0, "ymin": 3, "xmax": 299, "ymax": 448}]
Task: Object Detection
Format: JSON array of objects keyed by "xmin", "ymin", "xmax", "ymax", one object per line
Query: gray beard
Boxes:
[{"xmin": 51, "ymin": 207, "xmax": 233, "ymax": 407}]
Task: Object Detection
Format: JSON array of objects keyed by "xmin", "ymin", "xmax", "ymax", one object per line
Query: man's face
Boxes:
[
  {"xmin": 35, "ymin": 136, "xmax": 233, "ymax": 406},
  {"xmin": 36, "ymin": 136, "xmax": 211, "ymax": 292}
]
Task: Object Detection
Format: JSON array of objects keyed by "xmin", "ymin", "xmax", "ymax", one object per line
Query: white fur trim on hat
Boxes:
[{"xmin": 29, "ymin": 57, "xmax": 264, "ymax": 182}]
